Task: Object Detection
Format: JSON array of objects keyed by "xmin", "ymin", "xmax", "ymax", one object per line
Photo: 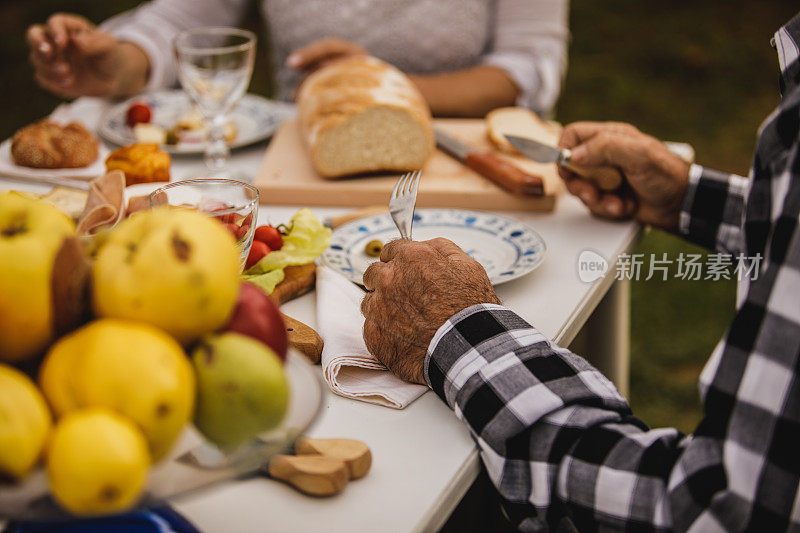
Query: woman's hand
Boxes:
[
  {"xmin": 286, "ymin": 38, "xmax": 367, "ymax": 73},
  {"xmin": 26, "ymin": 13, "xmax": 149, "ymax": 98},
  {"xmin": 558, "ymin": 122, "xmax": 691, "ymax": 232}
]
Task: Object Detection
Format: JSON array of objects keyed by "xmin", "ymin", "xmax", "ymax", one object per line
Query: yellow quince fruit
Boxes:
[
  {"xmin": 40, "ymin": 319, "xmax": 195, "ymax": 460},
  {"xmin": 47, "ymin": 408, "xmax": 149, "ymax": 515},
  {"xmin": 92, "ymin": 207, "xmax": 240, "ymax": 344},
  {"xmin": 0, "ymin": 192, "xmax": 74, "ymax": 361},
  {"xmin": 0, "ymin": 364, "xmax": 52, "ymax": 479}
]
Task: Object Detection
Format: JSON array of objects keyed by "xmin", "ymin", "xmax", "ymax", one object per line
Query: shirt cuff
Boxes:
[
  {"xmin": 678, "ymin": 164, "xmax": 748, "ymax": 254},
  {"xmin": 424, "ymin": 303, "xmax": 629, "ymax": 422},
  {"xmin": 107, "ymin": 27, "xmax": 177, "ymax": 92}
]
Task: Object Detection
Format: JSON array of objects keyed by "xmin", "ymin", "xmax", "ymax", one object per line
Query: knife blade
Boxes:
[
  {"xmin": 505, "ymin": 134, "xmax": 624, "ymax": 191},
  {"xmin": 434, "ymin": 128, "xmax": 544, "ymax": 196}
]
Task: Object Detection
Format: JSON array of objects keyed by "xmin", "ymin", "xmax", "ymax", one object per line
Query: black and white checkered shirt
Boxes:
[{"xmin": 425, "ymin": 13, "xmax": 800, "ymax": 532}]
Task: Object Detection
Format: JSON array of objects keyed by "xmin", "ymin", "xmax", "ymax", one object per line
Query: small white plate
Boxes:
[
  {"xmin": 321, "ymin": 209, "xmax": 547, "ymax": 286},
  {"xmin": 98, "ymin": 91, "xmax": 296, "ymax": 154},
  {"xmin": 0, "ymin": 138, "xmax": 109, "ymax": 183}
]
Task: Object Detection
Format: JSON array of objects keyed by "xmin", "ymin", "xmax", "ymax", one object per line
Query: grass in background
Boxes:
[
  {"xmin": 558, "ymin": 0, "xmax": 795, "ymax": 431},
  {"xmin": 0, "ymin": 0, "xmax": 797, "ymax": 433}
]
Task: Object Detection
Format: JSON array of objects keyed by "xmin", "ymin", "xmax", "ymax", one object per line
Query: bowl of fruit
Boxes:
[{"xmin": 0, "ymin": 192, "xmax": 325, "ymax": 522}]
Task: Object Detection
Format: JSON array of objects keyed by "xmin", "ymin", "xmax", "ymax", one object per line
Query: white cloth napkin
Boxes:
[{"xmin": 315, "ymin": 265, "xmax": 428, "ymax": 409}]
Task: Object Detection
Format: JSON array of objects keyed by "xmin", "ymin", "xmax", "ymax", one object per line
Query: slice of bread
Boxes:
[
  {"xmin": 297, "ymin": 56, "xmax": 434, "ymax": 178},
  {"xmin": 486, "ymin": 107, "xmax": 562, "ymax": 154}
]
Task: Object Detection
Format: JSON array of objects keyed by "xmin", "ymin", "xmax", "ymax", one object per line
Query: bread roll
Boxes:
[
  {"xmin": 11, "ymin": 120, "xmax": 99, "ymax": 169},
  {"xmin": 297, "ymin": 56, "xmax": 434, "ymax": 178}
]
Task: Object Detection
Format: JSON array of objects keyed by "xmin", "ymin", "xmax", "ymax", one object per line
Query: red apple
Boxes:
[{"xmin": 223, "ymin": 282, "xmax": 288, "ymax": 361}]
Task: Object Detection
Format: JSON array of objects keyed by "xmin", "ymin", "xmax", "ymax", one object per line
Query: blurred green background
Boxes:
[{"xmin": 0, "ymin": 0, "xmax": 796, "ymax": 433}]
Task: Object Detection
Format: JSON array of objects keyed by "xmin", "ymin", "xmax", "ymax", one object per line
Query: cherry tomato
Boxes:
[
  {"xmin": 126, "ymin": 102, "xmax": 152, "ymax": 127},
  {"xmin": 245, "ymin": 240, "xmax": 271, "ymax": 270},
  {"xmin": 223, "ymin": 222, "xmax": 240, "ymax": 239},
  {"xmin": 209, "ymin": 205, "xmax": 237, "ymax": 224},
  {"xmin": 235, "ymin": 224, "xmax": 249, "ymax": 241},
  {"xmin": 254, "ymin": 225, "xmax": 283, "ymax": 250}
]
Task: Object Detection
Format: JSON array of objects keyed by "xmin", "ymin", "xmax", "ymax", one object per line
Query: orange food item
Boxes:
[{"xmin": 105, "ymin": 143, "xmax": 170, "ymax": 186}]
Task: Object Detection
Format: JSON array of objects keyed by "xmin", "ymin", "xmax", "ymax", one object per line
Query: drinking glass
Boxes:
[
  {"xmin": 174, "ymin": 27, "xmax": 256, "ymax": 177},
  {"xmin": 149, "ymin": 178, "xmax": 259, "ymax": 270}
]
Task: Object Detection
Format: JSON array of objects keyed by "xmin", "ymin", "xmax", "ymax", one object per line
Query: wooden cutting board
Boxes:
[{"xmin": 254, "ymin": 118, "xmax": 564, "ymax": 211}]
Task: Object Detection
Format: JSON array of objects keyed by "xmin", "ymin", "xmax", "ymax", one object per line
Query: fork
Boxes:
[{"xmin": 389, "ymin": 169, "xmax": 422, "ymax": 240}]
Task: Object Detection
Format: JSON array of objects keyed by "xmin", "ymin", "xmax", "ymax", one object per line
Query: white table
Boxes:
[{"xmin": 1, "ymin": 98, "xmax": 640, "ymax": 533}]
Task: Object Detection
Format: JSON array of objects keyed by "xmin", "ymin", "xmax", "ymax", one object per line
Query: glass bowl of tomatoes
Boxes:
[{"xmin": 149, "ymin": 178, "xmax": 259, "ymax": 270}]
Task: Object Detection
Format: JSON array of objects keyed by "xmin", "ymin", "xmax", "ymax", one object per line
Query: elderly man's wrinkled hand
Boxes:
[{"xmin": 360, "ymin": 238, "xmax": 500, "ymax": 385}]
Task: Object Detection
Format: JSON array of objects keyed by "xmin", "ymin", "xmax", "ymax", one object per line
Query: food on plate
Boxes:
[
  {"xmin": 485, "ymin": 106, "xmax": 561, "ymax": 154},
  {"xmin": 40, "ymin": 319, "xmax": 196, "ymax": 460},
  {"xmin": 297, "ymin": 55, "xmax": 434, "ymax": 178},
  {"xmin": 191, "ymin": 332, "xmax": 288, "ymax": 450},
  {"xmin": 364, "ymin": 239, "xmax": 383, "ymax": 257},
  {"xmin": 92, "ymin": 207, "xmax": 241, "ymax": 344},
  {"xmin": 223, "ymin": 281, "xmax": 288, "ymax": 361},
  {"xmin": 105, "ymin": 143, "xmax": 170, "ymax": 186},
  {"xmin": 174, "ymin": 107, "xmax": 238, "ymax": 144},
  {"xmin": 11, "ymin": 120, "xmax": 99, "ymax": 169},
  {"xmin": 125, "ymin": 102, "xmax": 152, "ymax": 128},
  {"xmin": 0, "ymin": 192, "xmax": 75, "ymax": 362},
  {"xmin": 254, "ymin": 224, "xmax": 284, "ymax": 250},
  {"xmin": 47, "ymin": 408, "xmax": 149, "ymax": 515},
  {"xmin": 40, "ymin": 187, "xmax": 89, "ymax": 221},
  {"xmin": 133, "ymin": 123, "xmax": 167, "ymax": 145},
  {"xmin": 243, "ymin": 208, "xmax": 331, "ymax": 293},
  {"xmin": 0, "ymin": 364, "xmax": 52, "ymax": 480}
]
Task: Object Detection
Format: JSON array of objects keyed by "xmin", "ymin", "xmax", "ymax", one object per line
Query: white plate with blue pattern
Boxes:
[
  {"xmin": 98, "ymin": 90, "xmax": 296, "ymax": 154},
  {"xmin": 321, "ymin": 209, "xmax": 547, "ymax": 286}
]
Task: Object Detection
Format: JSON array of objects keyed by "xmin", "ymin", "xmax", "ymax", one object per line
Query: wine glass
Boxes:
[{"xmin": 174, "ymin": 27, "xmax": 256, "ymax": 178}]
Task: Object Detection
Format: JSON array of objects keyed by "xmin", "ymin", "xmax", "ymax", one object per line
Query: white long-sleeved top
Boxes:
[{"xmin": 102, "ymin": 0, "xmax": 569, "ymax": 116}]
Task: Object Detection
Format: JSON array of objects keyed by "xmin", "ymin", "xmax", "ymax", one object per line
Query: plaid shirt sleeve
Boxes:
[
  {"xmin": 678, "ymin": 164, "xmax": 749, "ymax": 256},
  {"xmin": 424, "ymin": 14, "xmax": 800, "ymax": 531}
]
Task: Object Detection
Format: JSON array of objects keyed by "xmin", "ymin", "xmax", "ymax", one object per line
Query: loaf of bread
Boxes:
[
  {"xmin": 296, "ymin": 56, "xmax": 434, "ymax": 178},
  {"xmin": 11, "ymin": 120, "xmax": 99, "ymax": 169}
]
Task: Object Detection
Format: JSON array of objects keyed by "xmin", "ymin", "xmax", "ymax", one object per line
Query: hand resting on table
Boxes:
[{"xmin": 360, "ymin": 238, "xmax": 499, "ymax": 385}]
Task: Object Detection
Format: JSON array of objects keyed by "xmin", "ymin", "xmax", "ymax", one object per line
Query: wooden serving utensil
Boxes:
[
  {"xmin": 267, "ymin": 454, "xmax": 349, "ymax": 496},
  {"xmin": 282, "ymin": 313, "xmax": 323, "ymax": 364},
  {"xmin": 271, "ymin": 263, "xmax": 317, "ymax": 304},
  {"xmin": 295, "ymin": 437, "xmax": 372, "ymax": 480},
  {"xmin": 266, "ymin": 437, "xmax": 372, "ymax": 496}
]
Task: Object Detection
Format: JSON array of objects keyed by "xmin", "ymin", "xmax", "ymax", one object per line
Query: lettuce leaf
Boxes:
[
  {"xmin": 242, "ymin": 208, "xmax": 331, "ymax": 293},
  {"xmin": 244, "ymin": 268, "xmax": 285, "ymax": 294}
]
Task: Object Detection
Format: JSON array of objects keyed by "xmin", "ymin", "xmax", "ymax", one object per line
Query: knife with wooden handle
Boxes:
[
  {"xmin": 504, "ymin": 134, "xmax": 624, "ymax": 191},
  {"xmin": 434, "ymin": 128, "xmax": 545, "ymax": 196}
]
